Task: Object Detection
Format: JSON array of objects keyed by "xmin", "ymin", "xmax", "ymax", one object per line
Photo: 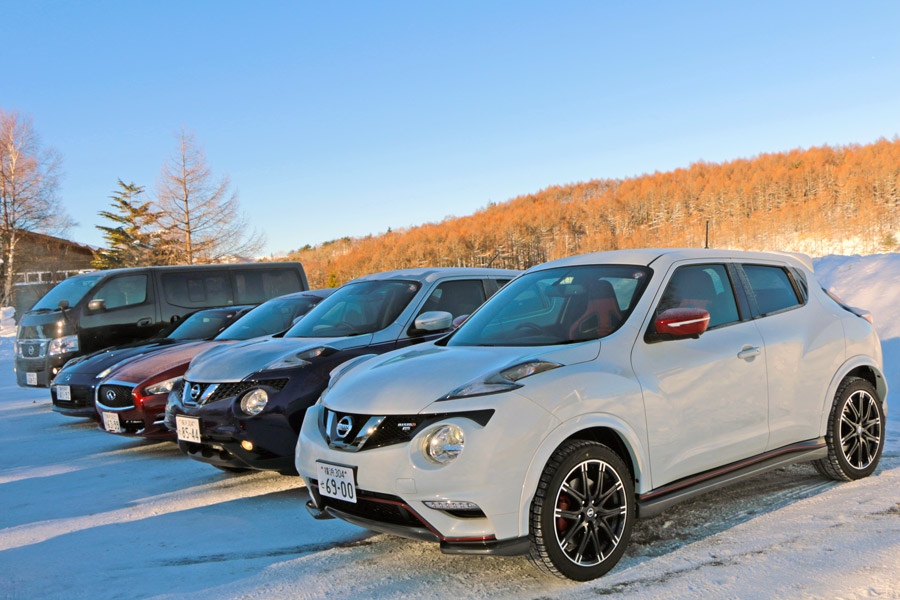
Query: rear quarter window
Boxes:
[
  {"xmin": 742, "ymin": 265, "xmax": 802, "ymax": 315},
  {"xmin": 233, "ymin": 269, "xmax": 302, "ymax": 304},
  {"xmin": 162, "ymin": 272, "xmax": 233, "ymax": 308}
]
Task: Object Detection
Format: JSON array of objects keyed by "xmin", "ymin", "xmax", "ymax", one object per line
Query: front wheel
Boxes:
[
  {"xmin": 528, "ymin": 440, "xmax": 634, "ymax": 581},
  {"xmin": 814, "ymin": 376, "xmax": 885, "ymax": 481}
]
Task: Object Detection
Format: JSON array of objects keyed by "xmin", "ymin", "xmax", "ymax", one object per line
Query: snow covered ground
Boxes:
[{"xmin": 1, "ymin": 254, "xmax": 898, "ymax": 600}]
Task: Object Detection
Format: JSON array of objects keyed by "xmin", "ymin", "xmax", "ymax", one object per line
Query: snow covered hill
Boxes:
[{"xmin": 0, "ymin": 254, "xmax": 898, "ymax": 600}]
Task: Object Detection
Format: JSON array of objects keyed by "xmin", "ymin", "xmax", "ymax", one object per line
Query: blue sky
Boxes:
[{"xmin": 4, "ymin": 1, "xmax": 900, "ymax": 255}]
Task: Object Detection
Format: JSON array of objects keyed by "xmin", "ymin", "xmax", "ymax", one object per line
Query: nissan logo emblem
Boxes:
[
  {"xmin": 105, "ymin": 390, "xmax": 116, "ymax": 402},
  {"xmin": 336, "ymin": 416, "xmax": 353, "ymax": 439},
  {"xmin": 190, "ymin": 384, "xmax": 202, "ymax": 401}
]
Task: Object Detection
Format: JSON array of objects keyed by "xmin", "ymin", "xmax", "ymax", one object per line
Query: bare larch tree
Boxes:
[
  {"xmin": 0, "ymin": 109, "xmax": 71, "ymax": 306},
  {"xmin": 156, "ymin": 129, "xmax": 263, "ymax": 264}
]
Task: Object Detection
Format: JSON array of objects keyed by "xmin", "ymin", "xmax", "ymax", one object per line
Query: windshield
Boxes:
[
  {"xmin": 168, "ymin": 309, "xmax": 242, "ymax": 340},
  {"xmin": 285, "ymin": 280, "xmax": 420, "ymax": 338},
  {"xmin": 30, "ymin": 274, "xmax": 104, "ymax": 311},
  {"xmin": 216, "ymin": 296, "xmax": 322, "ymax": 340},
  {"xmin": 448, "ymin": 265, "xmax": 652, "ymax": 347}
]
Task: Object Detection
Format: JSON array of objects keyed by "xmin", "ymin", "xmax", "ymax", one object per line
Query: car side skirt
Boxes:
[{"xmin": 637, "ymin": 438, "xmax": 827, "ymax": 518}]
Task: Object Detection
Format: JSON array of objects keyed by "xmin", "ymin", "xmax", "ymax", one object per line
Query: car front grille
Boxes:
[
  {"xmin": 17, "ymin": 339, "xmax": 47, "ymax": 359},
  {"xmin": 182, "ymin": 378, "xmax": 289, "ymax": 406},
  {"xmin": 321, "ymin": 409, "xmax": 494, "ymax": 452},
  {"xmin": 97, "ymin": 384, "xmax": 135, "ymax": 409},
  {"xmin": 206, "ymin": 379, "xmax": 288, "ymax": 404}
]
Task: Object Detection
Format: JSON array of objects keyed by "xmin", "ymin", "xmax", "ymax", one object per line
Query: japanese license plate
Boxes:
[
  {"xmin": 317, "ymin": 461, "xmax": 357, "ymax": 503},
  {"xmin": 102, "ymin": 412, "xmax": 122, "ymax": 433},
  {"xmin": 56, "ymin": 385, "xmax": 71, "ymax": 401},
  {"xmin": 176, "ymin": 415, "xmax": 201, "ymax": 443},
  {"xmin": 26, "ymin": 372, "xmax": 37, "ymax": 386}
]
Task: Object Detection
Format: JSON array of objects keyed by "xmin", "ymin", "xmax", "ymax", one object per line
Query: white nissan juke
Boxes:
[{"xmin": 296, "ymin": 249, "xmax": 887, "ymax": 581}]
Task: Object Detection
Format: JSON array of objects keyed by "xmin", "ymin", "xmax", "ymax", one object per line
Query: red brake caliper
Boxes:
[{"xmin": 557, "ymin": 494, "xmax": 572, "ymax": 532}]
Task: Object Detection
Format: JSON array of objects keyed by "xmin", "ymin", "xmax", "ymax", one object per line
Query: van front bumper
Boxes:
[{"xmin": 16, "ymin": 354, "xmax": 74, "ymax": 388}]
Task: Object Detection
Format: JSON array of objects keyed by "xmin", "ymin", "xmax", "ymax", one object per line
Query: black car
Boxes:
[
  {"xmin": 166, "ymin": 268, "xmax": 518, "ymax": 474},
  {"xmin": 50, "ymin": 306, "xmax": 253, "ymax": 417},
  {"xmin": 16, "ymin": 262, "xmax": 307, "ymax": 387}
]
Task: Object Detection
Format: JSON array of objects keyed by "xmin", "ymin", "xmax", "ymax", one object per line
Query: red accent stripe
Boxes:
[
  {"xmin": 640, "ymin": 442, "xmax": 826, "ymax": 501},
  {"xmin": 312, "ymin": 483, "xmax": 495, "ymax": 543}
]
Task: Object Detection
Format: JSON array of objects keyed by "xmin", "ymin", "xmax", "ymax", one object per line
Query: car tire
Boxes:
[
  {"xmin": 528, "ymin": 440, "xmax": 634, "ymax": 581},
  {"xmin": 813, "ymin": 376, "xmax": 885, "ymax": 481}
]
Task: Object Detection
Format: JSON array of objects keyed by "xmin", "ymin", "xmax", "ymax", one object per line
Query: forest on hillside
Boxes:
[{"xmin": 289, "ymin": 139, "xmax": 900, "ymax": 288}]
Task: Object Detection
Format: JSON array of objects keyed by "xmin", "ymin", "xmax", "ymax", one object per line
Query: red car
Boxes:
[{"xmin": 95, "ymin": 289, "xmax": 334, "ymax": 440}]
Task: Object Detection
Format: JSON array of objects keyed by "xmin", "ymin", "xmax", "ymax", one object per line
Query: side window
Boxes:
[
  {"xmin": 788, "ymin": 267, "xmax": 809, "ymax": 302},
  {"xmin": 657, "ymin": 264, "xmax": 740, "ymax": 329},
  {"xmin": 416, "ymin": 280, "xmax": 487, "ymax": 321},
  {"xmin": 742, "ymin": 265, "xmax": 801, "ymax": 315},
  {"xmin": 91, "ymin": 275, "xmax": 148, "ymax": 309},
  {"xmin": 162, "ymin": 272, "xmax": 232, "ymax": 308},
  {"xmin": 234, "ymin": 269, "xmax": 301, "ymax": 304}
]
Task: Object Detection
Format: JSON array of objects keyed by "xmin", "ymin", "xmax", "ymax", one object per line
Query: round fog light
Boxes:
[
  {"xmin": 423, "ymin": 424, "xmax": 465, "ymax": 465},
  {"xmin": 240, "ymin": 389, "xmax": 268, "ymax": 416},
  {"xmin": 240, "ymin": 440, "xmax": 254, "ymax": 451}
]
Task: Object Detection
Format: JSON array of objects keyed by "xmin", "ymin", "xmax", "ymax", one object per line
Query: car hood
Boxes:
[
  {"xmin": 322, "ymin": 340, "xmax": 600, "ymax": 415},
  {"xmin": 109, "ymin": 341, "xmax": 218, "ymax": 384},
  {"xmin": 59, "ymin": 340, "xmax": 187, "ymax": 377},
  {"xmin": 185, "ymin": 334, "xmax": 374, "ymax": 383}
]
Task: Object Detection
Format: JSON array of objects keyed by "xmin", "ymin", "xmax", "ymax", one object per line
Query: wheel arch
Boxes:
[
  {"xmin": 820, "ymin": 356, "xmax": 888, "ymax": 435},
  {"xmin": 517, "ymin": 415, "xmax": 649, "ymax": 537}
]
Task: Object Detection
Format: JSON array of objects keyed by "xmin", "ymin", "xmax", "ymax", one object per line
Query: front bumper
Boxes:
[
  {"xmin": 16, "ymin": 353, "xmax": 72, "ymax": 388},
  {"xmin": 97, "ymin": 394, "xmax": 172, "ymax": 439},
  {"xmin": 296, "ymin": 398, "xmax": 554, "ymax": 545},
  {"xmin": 50, "ymin": 373, "xmax": 98, "ymax": 417},
  {"xmin": 165, "ymin": 377, "xmax": 311, "ymax": 474}
]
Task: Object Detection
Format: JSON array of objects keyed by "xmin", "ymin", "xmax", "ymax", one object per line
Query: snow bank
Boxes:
[{"xmin": 0, "ymin": 307, "xmax": 15, "ymax": 337}]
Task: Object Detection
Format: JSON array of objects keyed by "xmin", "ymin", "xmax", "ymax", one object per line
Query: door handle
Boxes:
[
  {"xmin": 137, "ymin": 318, "xmax": 152, "ymax": 327},
  {"xmin": 737, "ymin": 346, "xmax": 761, "ymax": 360}
]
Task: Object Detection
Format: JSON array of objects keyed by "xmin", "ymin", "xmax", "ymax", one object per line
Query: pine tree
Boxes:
[{"xmin": 93, "ymin": 180, "xmax": 173, "ymax": 268}]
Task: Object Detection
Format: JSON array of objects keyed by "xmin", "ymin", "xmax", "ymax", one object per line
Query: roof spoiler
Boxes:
[{"xmin": 768, "ymin": 250, "xmax": 814, "ymax": 273}]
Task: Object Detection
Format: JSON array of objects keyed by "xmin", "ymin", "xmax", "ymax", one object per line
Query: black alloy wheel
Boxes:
[
  {"xmin": 529, "ymin": 440, "xmax": 634, "ymax": 581},
  {"xmin": 814, "ymin": 376, "xmax": 885, "ymax": 481}
]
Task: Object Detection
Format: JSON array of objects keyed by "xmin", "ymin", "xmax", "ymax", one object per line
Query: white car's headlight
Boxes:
[
  {"xmin": 240, "ymin": 388, "xmax": 268, "ymax": 416},
  {"xmin": 440, "ymin": 360, "xmax": 562, "ymax": 400},
  {"xmin": 423, "ymin": 424, "xmax": 465, "ymax": 465},
  {"xmin": 48, "ymin": 335, "xmax": 79, "ymax": 356},
  {"xmin": 143, "ymin": 377, "xmax": 182, "ymax": 396},
  {"xmin": 263, "ymin": 346, "xmax": 334, "ymax": 371}
]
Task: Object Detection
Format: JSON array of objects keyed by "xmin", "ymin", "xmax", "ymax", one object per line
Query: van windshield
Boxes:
[
  {"xmin": 30, "ymin": 275, "xmax": 104, "ymax": 311},
  {"xmin": 217, "ymin": 296, "xmax": 322, "ymax": 340},
  {"xmin": 285, "ymin": 280, "xmax": 420, "ymax": 338},
  {"xmin": 447, "ymin": 265, "xmax": 652, "ymax": 347}
]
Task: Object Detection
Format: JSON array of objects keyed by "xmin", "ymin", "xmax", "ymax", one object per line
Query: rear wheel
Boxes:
[
  {"xmin": 528, "ymin": 440, "xmax": 634, "ymax": 581},
  {"xmin": 814, "ymin": 376, "xmax": 885, "ymax": 481}
]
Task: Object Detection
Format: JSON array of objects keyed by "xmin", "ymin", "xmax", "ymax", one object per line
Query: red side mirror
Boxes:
[{"xmin": 655, "ymin": 308, "xmax": 710, "ymax": 337}]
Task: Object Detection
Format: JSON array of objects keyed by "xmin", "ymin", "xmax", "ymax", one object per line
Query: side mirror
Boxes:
[
  {"xmin": 413, "ymin": 311, "xmax": 453, "ymax": 333},
  {"xmin": 87, "ymin": 299, "xmax": 107, "ymax": 313},
  {"xmin": 451, "ymin": 314, "xmax": 469, "ymax": 329},
  {"xmin": 58, "ymin": 299, "xmax": 69, "ymax": 310},
  {"xmin": 654, "ymin": 308, "xmax": 710, "ymax": 338}
]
